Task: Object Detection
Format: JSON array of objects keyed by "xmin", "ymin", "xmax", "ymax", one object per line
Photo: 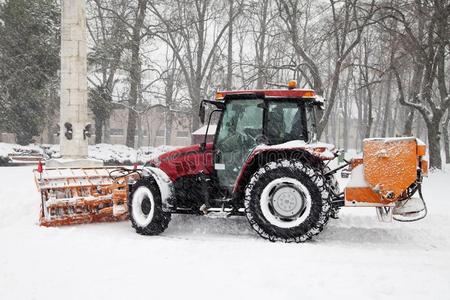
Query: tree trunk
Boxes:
[
  {"xmin": 165, "ymin": 96, "xmax": 173, "ymax": 146},
  {"xmin": 443, "ymin": 115, "xmax": 450, "ymax": 164},
  {"xmin": 390, "ymin": 98, "xmax": 399, "ymax": 137},
  {"xmin": 256, "ymin": 0, "xmax": 268, "ymax": 89},
  {"xmin": 126, "ymin": 0, "xmax": 146, "ymax": 148},
  {"xmin": 343, "ymin": 91, "xmax": 349, "ymax": 150},
  {"xmin": 95, "ymin": 119, "xmax": 103, "ymax": 144},
  {"xmin": 364, "ymin": 88, "xmax": 372, "ymax": 139},
  {"xmin": 381, "ymin": 72, "xmax": 392, "ymax": 137},
  {"xmin": 330, "ymin": 104, "xmax": 336, "ymax": 145},
  {"xmin": 137, "ymin": 113, "xmax": 143, "ymax": 148},
  {"xmin": 166, "ymin": 109, "xmax": 173, "ymax": 145},
  {"xmin": 373, "ymin": 87, "xmax": 382, "ymax": 136},
  {"xmin": 403, "ymin": 63, "xmax": 424, "ymax": 136},
  {"xmin": 226, "ymin": 0, "xmax": 233, "ymax": 89},
  {"xmin": 46, "ymin": 122, "xmax": 54, "ymax": 144},
  {"xmin": 355, "ymin": 86, "xmax": 363, "ymax": 151},
  {"xmin": 126, "ymin": 42, "xmax": 139, "ymax": 147},
  {"xmin": 165, "ymin": 70, "xmax": 175, "ymax": 145},
  {"xmin": 103, "ymin": 119, "xmax": 111, "ymax": 144},
  {"xmin": 238, "ymin": 36, "xmax": 246, "ymax": 87},
  {"xmin": 427, "ymin": 120, "xmax": 442, "ymax": 169},
  {"xmin": 403, "ymin": 109, "xmax": 415, "ymax": 136},
  {"xmin": 316, "ymin": 60, "xmax": 342, "ymax": 138},
  {"xmin": 191, "ymin": 85, "xmax": 202, "ymax": 132}
]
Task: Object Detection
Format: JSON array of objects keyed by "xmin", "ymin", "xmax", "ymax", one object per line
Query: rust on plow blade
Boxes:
[{"xmin": 33, "ymin": 167, "xmax": 137, "ymax": 227}]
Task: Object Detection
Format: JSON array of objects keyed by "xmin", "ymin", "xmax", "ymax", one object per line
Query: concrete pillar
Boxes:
[
  {"xmin": 60, "ymin": 0, "xmax": 88, "ymax": 159},
  {"xmin": 47, "ymin": 0, "xmax": 102, "ymax": 168}
]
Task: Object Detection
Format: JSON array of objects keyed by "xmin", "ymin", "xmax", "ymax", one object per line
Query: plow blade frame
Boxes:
[{"xmin": 34, "ymin": 167, "xmax": 134, "ymax": 227}]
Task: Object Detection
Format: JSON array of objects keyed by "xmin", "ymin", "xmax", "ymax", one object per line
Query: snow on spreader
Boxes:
[{"xmin": 33, "ymin": 83, "xmax": 428, "ymax": 242}]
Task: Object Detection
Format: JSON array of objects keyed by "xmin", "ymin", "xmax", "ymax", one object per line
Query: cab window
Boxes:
[{"xmin": 266, "ymin": 101, "xmax": 306, "ymax": 144}]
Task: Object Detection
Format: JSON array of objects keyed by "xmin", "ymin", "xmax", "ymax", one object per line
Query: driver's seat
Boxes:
[{"xmin": 267, "ymin": 107, "xmax": 285, "ymax": 144}]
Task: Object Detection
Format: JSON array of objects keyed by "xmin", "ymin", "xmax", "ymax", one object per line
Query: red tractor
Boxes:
[
  {"xmin": 35, "ymin": 81, "xmax": 427, "ymax": 242},
  {"xmin": 128, "ymin": 84, "xmax": 334, "ymax": 242},
  {"xmin": 129, "ymin": 81, "xmax": 427, "ymax": 243}
]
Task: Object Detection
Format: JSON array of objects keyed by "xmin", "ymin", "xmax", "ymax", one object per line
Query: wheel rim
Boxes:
[
  {"xmin": 260, "ymin": 177, "xmax": 312, "ymax": 228},
  {"xmin": 271, "ymin": 184, "xmax": 306, "ymax": 218},
  {"xmin": 132, "ymin": 186, "xmax": 155, "ymax": 227}
]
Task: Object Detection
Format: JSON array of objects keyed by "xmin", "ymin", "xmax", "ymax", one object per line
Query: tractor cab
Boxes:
[{"xmin": 199, "ymin": 82, "xmax": 324, "ymax": 191}]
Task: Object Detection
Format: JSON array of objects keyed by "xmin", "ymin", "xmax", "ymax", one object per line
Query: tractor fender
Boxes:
[
  {"xmin": 232, "ymin": 142, "xmax": 336, "ymax": 195},
  {"xmin": 142, "ymin": 166, "xmax": 173, "ymax": 209}
]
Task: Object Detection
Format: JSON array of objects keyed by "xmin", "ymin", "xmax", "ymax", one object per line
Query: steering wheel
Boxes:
[
  {"xmin": 238, "ymin": 128, "xmax": 270, "ymax": 146},
  {"xmin": 236, "ymin": 128, "xmax": 256, "ymax": 144}
]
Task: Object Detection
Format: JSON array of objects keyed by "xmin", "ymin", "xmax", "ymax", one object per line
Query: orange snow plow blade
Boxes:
[{"xmin": 33, "ymin": 167, "xmax": 137, "ymax": 226}]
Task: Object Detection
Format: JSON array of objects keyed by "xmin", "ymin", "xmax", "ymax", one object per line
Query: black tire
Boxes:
[
  {"xmin": 244, "ymin": 159, "xmax": 331, "ymax": 243},
  {"xmin": 128, "ymin": 177, "xmax": 171, "ymax": 235}
]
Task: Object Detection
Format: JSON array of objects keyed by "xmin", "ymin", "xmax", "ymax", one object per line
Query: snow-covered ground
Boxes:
[{"xmin": 0, "ymin": 165, "xmax": 449, "ymax": 300}]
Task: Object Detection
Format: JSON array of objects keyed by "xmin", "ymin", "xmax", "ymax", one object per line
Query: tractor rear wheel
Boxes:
[
  {"xmin": 129, "ymin": 177, "xmax": 171, "ymax": 235},
  {"xmin": 244, "ymin": 159, "xmax": 331, "ymax": 242}
]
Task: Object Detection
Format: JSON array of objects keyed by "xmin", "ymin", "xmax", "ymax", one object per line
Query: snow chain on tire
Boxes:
[
  {"xmin": 129, "ymin": 177, "xmax": 171, "ymax": 235},
  {"xmin": 244, "ymin": 159, "xmax": 332, "ymax": 243}
]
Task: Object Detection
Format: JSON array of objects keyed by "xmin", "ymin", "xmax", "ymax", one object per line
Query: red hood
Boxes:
[
  {"xmin": 148, "ymin": 143, "xmax": 214, "ymax": 181},
  {"xmin": 157, "ymin": 143, "xmax": 213, "ymax": 162}
]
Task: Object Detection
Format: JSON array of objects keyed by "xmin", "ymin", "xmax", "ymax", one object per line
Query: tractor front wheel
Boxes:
[
  {"xmin": 244, "ymin": 159, "xmax": 331, "ymax": 242},
  {"xmin": 129, "ymin": 177, "xmax": 171, "ymax": 235}
]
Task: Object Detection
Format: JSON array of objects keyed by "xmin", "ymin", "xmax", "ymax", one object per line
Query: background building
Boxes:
[{"xmin": 0, "ymin": 107, "xmax": 192, "ymax": 148}]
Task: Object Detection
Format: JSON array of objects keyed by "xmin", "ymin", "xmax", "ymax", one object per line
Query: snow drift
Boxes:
[{"xmin": 0, "ymin": 142, "xmax": 175, "ymax": 165}]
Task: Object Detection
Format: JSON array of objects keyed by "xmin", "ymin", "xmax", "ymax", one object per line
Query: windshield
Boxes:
[
  {"xmin": 213, "ymin": 98, "xmax": 316, "ymax": 190},
  {"xmin": 266, "ymin": 101, "xmax": 308, "ymax": 144},
  {"xmin": 216, "ymin": 99, "xmax": 264, "ymax": 150}
]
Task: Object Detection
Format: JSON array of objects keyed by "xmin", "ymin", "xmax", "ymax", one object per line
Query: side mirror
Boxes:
[{"xmin": 199, "ymin": 102, "xmax": 206, "ymax": 124}]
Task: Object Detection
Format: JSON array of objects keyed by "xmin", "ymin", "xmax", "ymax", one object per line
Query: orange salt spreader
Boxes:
[{"xmin": 343, "ymin": 137, "xmax": 428, "ymax": 222}]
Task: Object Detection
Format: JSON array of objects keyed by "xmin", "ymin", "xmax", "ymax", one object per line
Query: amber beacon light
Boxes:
[{"xmin": 287, "ymin": 80, "xmax": 298, "ymax": 89}]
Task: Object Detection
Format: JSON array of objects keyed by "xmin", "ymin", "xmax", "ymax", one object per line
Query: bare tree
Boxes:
[
  {"xmin": 149, "ymin": 0, "xmax": 242, "ymax": 131},
  {"xmin": 387, "ymin": 0, "xmax": 450, "ymax": 169},
  {"xmin": 358, "ymin": 39, "xmax": 375, "ymax": 138},
  {"xmin": 97, "ymin": 0, "xmax": 152, "ymax": 148},
  {"xmin": 125, "ymin": 0, "xmax": 149, "ymax": 148},
  {"xmin": 159, "ymin": 49, "xmax": 183, "ymax": 145},
  {"xmin": 278, "ymin": 0, "xmax": 376, "ymax": 138},
  {"xmin": 87, "ymin": 0, "xmax": 128, "ymax": 144}
]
